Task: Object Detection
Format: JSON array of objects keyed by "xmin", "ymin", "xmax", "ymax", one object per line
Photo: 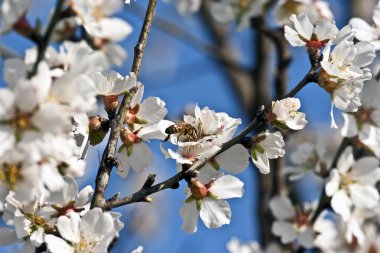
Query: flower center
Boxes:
[
  {"xmin": 0, "ymin": 163, "xmax": 23, "ymax": 191},
  {"xmin": 293, "ymin": 207, "xmax": 311, "ymax": 231},
  {"xmin": 75, "ymin": 235, "xmax": 96, "ymax": 253}
]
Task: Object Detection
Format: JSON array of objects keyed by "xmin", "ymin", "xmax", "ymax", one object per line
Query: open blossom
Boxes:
[
  {"xmin": 169, "ymin": 0, "xmax": 201, "ymax": 15},
  {"xmin": 45, "ymin": 208, "xmax": 121, "ymax": 253},
  {"xmin": 171, "ymin": 105, "xmax": 242, "ymax": 145},
  {"xmin": 285, "ymin": 13, "xmax": 338, "ymax": 49},
  {"xmin": 180, "ymin": 175, "xmax": 244, "ymax": 233},
  {"xmin": 40, "ymin": 177, "xmax": 93, "ymax": 218},
  {"xmin": 117, "ymin": 123, "xmax": 170, "ymax": 178},
  {"xmin": 341, "ymin": 80, "xmax": 380, "ymax": 158},
  {"xmin": 275, "ymin": 0, "xmax": 333, "ymax": 26},
  {"xmin": 325, "ymin": 147, "xmax": 380, "ymax": 221},
  {"xmin": 227, "ymin": 238, "xmax": 284, "ymax": 253},
  {"xmin": 209, "ymin": 0, "xmax": 267, "ymax": 29},
  {"xmin": 319, "ymin": 39, "xmax": 375, "ymax": 128},
  {"xmin": 313, "ymin": 209, "xmax": 366, "ymax": 251},
  {"xmin": 349, "ymin": 1, "xmax": 380, "ymax": 50},
  {"xmin": 283, "ymin": 138, "xmax": 327, "ymax": 180},
  {"xmin": 270, "ymin": 196, "xmax": 315, "ymax": 248},
  {"xmin": 250, "ymin": 131, "xmax": 285, "ymax": 174},
  {"xmin": 268, "ymin": 98, "xmax": 307, "ymax": 130},
  {"xmin": 69, "ymin": 0, "xmax": 132, "ymax": 42}
]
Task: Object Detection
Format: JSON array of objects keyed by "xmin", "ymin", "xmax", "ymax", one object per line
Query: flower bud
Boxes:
[
  {"xmin": 188, "ymin": 178, "xmax": 208, "ymax": 200},
  {"xmin": 104, "ymin": 95, "xmax": 119, "ymax": 114}
]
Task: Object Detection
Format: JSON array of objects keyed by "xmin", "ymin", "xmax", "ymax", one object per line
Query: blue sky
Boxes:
[{"xmin": 0, "ymin": 0, "xmax": 350, "ymax": 252}]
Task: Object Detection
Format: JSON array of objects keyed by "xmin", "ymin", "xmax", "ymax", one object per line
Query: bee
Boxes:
[{"xmin": 163, "ymin": 122, "xmax": 198, "ymax": 142}]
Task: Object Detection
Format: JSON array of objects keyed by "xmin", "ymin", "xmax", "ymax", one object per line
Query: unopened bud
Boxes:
[
  {"xmin": 189, "ymin": 178, "xmax": 208, "ymax": 200},
  {"xmin": 88, "ymin": 116, "xmax": 109, "ymax": 146},
  {"xmin": 104, "ymin": 95, "xmax": 119, "ymax": 114}
]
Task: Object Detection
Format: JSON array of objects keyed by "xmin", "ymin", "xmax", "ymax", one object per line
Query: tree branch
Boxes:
[{"xmin": 91, "ymin": 0, "xmax": 158, "ymax": 209}]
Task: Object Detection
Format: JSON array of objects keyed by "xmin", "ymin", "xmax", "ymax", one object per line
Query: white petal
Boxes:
[
  {"xmin": 45, "ymin": 234, "xmax": 74, "ymax": 253},
  {"xmin": 331, "ymin": 190, "xmax": 352, "ymax": 221},
  {"xmin": 325, "ymin": 169, "xmax": 340, "ymax": 197},
  {"xmin": 349, "ymin": 184, "xmax": 379, "ymax": 209},
  {"xmin": 138, "ymin": 97, "xmax": 168, "ymax": 125},
  {"xmin": 290, "ymin": 14, "xmax": 314, "ymax": 40},
  {"xmin": 336, "ymin": 146, "xmax": 354, "ymax": 174},
  {"xmin": 349, "ymin": 17, "xmax": 376, "ymax": 42},
  {"xmin": 269, "ymin": 196, "xmax": 295, "ymax": 220},
  {"xmin": 298, "ymin": 227, "xmax": 315, "ymax": 248},
  {"xmin": 272, "ymin": 221, "xmax": 297, "ymax": 244},
  {"xmin": 29, "ymin": 227, "xmax": 45, "ymax": 247},
  {"xmin": 131, "ymin": 246, "xmax": 144, "ymax": 253},
  {"xmin": 130, "ymin": 143, "xmax": 153, "ymax": 173},
  {"xmin": 210, "ymin": 175, "xmax": 244, "ymax": 199},
  {"xmin": 179, "ymin": 202, "xmax": 199, "ymax": 233},
  {"xmin": 341, "ymin": 113, "xmax": 358, "ymax": 137},
  {"xmin": 80, "ymin": 208, "xmax": 114, "ymax": 242},
  {"xmin": 252, "ymin": 151, "xmax": 270, "ymax": 174},
  {"xmin": 84, "ymin": 17, "xmax": 132, "ymax": 41},
  {"xmin": 200, "ymin": 199, "xmax": 231, "ymax": 229},
  {"xmin": 215, "ymin": 144, "xmax": 249, "ymax": 174},
  {"xmin": 284, "ymin": 25, "xmax": 305, "ymax": 46},
  {"xmin": 57, "ymin": 213, "xmax": 80, "ymax": 243}
]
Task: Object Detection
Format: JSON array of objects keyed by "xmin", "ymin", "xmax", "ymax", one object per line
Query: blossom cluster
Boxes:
[
  {"xmin": 168, "ymin": 0, "xmax": 333, "ymax": 28},
  {"xmin": 2, "ymin": 0, "xmax": 380, "ymax": 252}
]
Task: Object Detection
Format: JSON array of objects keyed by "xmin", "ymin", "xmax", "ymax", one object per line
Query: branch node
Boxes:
[{"xmin": 142, "ymin": 174, "xmax": 156, "ymax": 188}]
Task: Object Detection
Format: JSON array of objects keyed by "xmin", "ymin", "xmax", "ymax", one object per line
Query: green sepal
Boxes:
[
  {"xmin": 89, "ymin": 128, "xmax": 109, "ymax": 146},
  {"xmin": 209, "ymin": 159, "xmax": 220, "ymax": 171},
  {"xmin": 207, "ymin": 192, "xmax": 218, "ymax": 200},
  {"xmin": 185, "ymin": 195, "xmax": 194, "ymax": 203},
  {"xmin": 127, "ymin": 145, "xmax": 133, "ymax": 156},
  {"xmin": 256, "ymin": 145, "xmax": 265, "ymax": 154},
  {"xmin": 251, "ymin": 149, "xmax": 258, "ymax": 161},
  {"xmin": 135, "ymin": 117, "xmax": 148, "ymax": 125},
  {"xmin": 196, "ymin": 199, "xmax": 202, "ymax": 211},
  {"xmin": 118, "ymin": 144, "xmax": 126, "ymax": 154}
]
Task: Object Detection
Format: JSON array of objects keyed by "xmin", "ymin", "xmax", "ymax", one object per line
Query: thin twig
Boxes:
[
  {"xmin": 310, "ymin": 137, "xmax": 352, "ymax": 223},
  {"xmin": 30, "ymin": 0, "xmax": 65, "ymax": 76},
  {"xmin": 128, "ymin": 3, "xmax": 251, "ymax": 74},
  {"xmin": 91, "ymin": 0, "xmax": 158, "ymax": 209}
]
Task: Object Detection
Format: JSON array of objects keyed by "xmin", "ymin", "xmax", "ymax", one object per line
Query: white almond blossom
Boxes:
[
  {"xmin": 209, "ymin": 0, "xmax": 267, "ymax": 29},
  {"xmin": 313, "ymin": 210, "xmax": 366, "ymax": 252},
  {"xmin": 269, "ymin": 196, "xmax": 315, "ymax": 248},
  {"xmin": 325, "ymin": 147, "xmax": 380, "ymax": 221},
  {"xmin": 349, "ymin": 1, "xmax": 380, "ymax": 50},
  {"xmin": 319, "ymin": 39, "xmax": 375, "ymax": 128},
  {"xmin": 117, "ymin": 123, "xmax": 171, "ymax": 178},
  {"xmin": 125, "ymin": 83, "xmax": 168, "ymax": 131},
  {"xmin": 283, "ymin": 138, "xmax": 327, "ymax": 180},
  {"xmin": 250, "ymin": 131, "xmax": 285, "ymax": 174},
  {"xmin": 227, "ymin": 238, "xmax": 262, "ymax": 253},
  {"xmin": 0, "ymin": 0, "xmax": 31, "ymax": 33},
  {"xmin": 39, "ymin": 176, "xmax": 94, "ymax": 218},
  {"xmin": 227, "ymin": 238, "xmax": 283, "ymax": 253},
  {"xmin": 1, "ymin": 190, "xmax": 50, "ymax": 248},
  {"xmin": 180, "ymin": 175, "xmax": 244, "ymax": 233},
  {"xmin": 91, "ymin": 71, "xmax": 137, "ymax": 97},
  {"xmin": 284, "ymin": 13, "xmax": 338, "ymax": 48},
  {"xmin": 341, "ymin": 79, "xmax": 380, "ymax": 157},
  {"xmin": 268, "ymin": 97, "xmax": 307, "ymax": 130},
  {"xmin": 45, "ymin": 208, "xmax": 120, "ymax": 253},
  {"xmin": 166, "ymin": 105, "xmax": 241, "ymax": 145},
  {"xmin": 70, "ymin": 0, "xmax": 133, "ymax": 41},
  {"xmin": 275, "ymin": 0, "xmax": 333, "ymax": 26},
  {"xmin": 168, "ymin": 0, "xmax": 202, "ymax": 15}
]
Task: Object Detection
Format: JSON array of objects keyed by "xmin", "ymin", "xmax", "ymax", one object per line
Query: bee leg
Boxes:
[{"xmin": 162, "ymin": 134, "xmax": 171, "ymax": 142}]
